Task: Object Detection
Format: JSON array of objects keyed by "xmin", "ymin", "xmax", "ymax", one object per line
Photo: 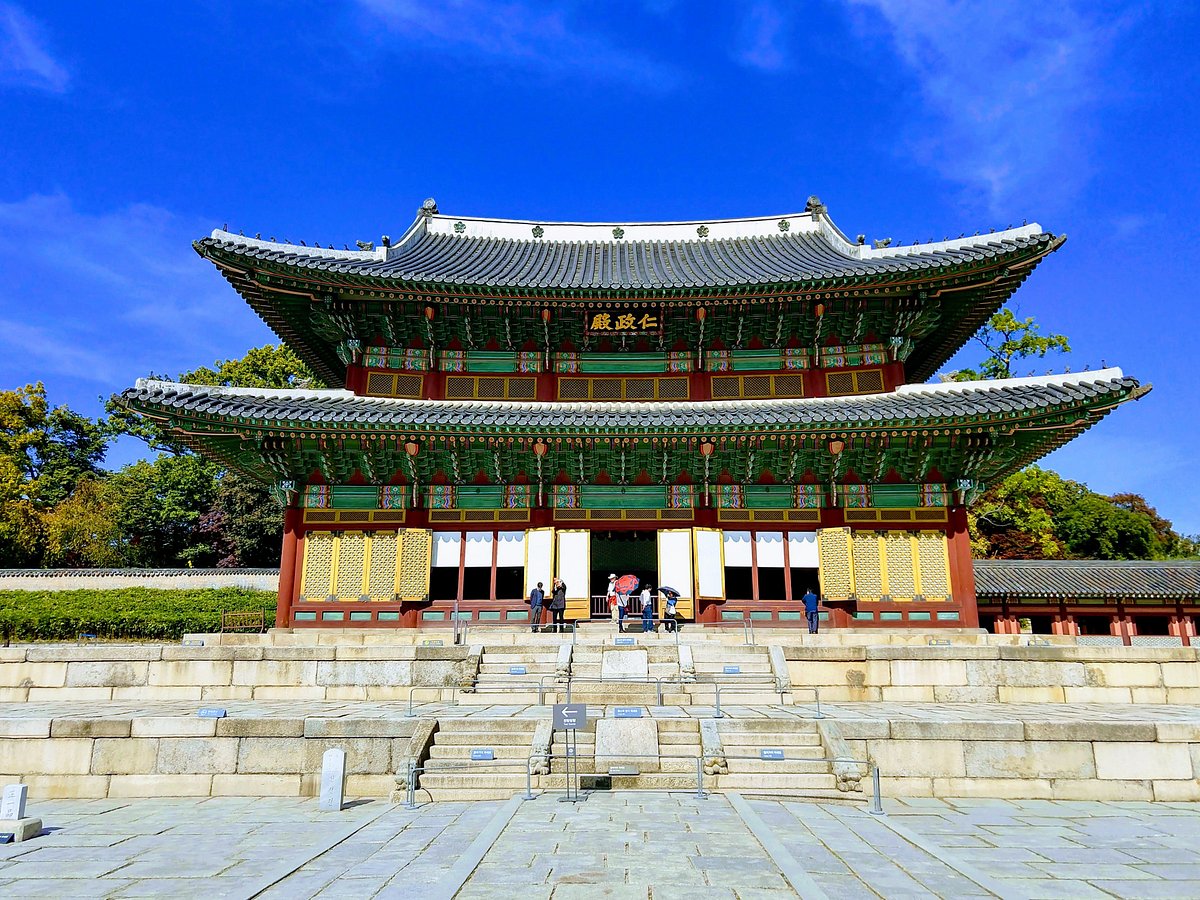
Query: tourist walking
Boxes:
[
  {"xmin": 802, "ymin": 588, "xmax": 820, "ymax": 634},
  {"xmin": 550, "ymin": 577, "xmax": 567, "ymax": 633},
  {"xmin": 641, "ymin": 585, "xmax": 654, "ymax": 632},
  {"xmin": 528, "ymin": 581, "xmax": 545, "ymax": 633}
]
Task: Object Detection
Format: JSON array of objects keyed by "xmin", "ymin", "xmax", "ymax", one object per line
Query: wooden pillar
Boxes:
[
  {"xmin": 782, "ymin": 532, "xmax": 794, "ymax": 605},
  {"xmin": 749, "ymin": 531, "xmax": 760, "ymax": 602},
  {"xmin": 456, "ymin": 530, "xmax": 466, "ymax": 602},
  {"xmin": 489, "ymin": 530, "xmax": 498, "ymax": 601},
  {"xmin": 946, "ymin": 506, "xmax": 979, "ymax": 628},
  {"xmin": 275, "ymin": 507, "xmax": 303, "ymax": 630}
]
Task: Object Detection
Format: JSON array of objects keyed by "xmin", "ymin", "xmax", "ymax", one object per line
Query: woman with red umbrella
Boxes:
[{"xmin": 613, "ymin": 574, "xmax": 639, "ymax": 628}]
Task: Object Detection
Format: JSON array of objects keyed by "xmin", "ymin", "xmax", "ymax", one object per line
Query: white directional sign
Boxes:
[{"xmin": 553, "ymin": 703, "xmax": 588, "ymax": 730}]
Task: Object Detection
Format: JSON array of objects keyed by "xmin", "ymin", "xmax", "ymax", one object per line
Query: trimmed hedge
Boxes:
[{"xmin": 0, "ymin": 589, "xmax": 276, "ymax": 641}]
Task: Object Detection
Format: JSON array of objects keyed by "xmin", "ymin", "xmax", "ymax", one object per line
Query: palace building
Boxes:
[{"xmin": 121, "ymin": 197, "xmax": 1147, "ymax": 630}]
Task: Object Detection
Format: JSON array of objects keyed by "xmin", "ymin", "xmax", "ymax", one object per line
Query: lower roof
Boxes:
[{"xmin": 975, "ymin": 560, "xmax": 1200, "ymax": 600}]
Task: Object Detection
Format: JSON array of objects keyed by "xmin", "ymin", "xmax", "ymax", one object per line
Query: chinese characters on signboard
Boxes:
[{"xmin": 584, "ymin": 305, "xmax": 663, "ymax": 335}]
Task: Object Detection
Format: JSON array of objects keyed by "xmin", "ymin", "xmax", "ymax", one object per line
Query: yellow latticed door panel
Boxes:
[
  {"xmin": 299, "ymin": 532, "xmax": 335, "ymax": 601},
  {"xmin": 816, "ymin": 527, "xmax": 855, "ymax": 602},
  {"xmin": 366, "ymin": 531, "xmax": 400, "ymax": 601},
  {"xmin": 397, "ymin": 529, "xmax": 433, "ymax": 603},
  {"xmin": 884, "ymin": 532, "xmax": 917, "ymax": 601},
  {"xmin": 335, "ymin": 532, "xmax": 367, "ymax": 600},
  {"xmin": 915, "ymin": 531, "xmax": 951, "ymax": 601},
  {"xmin": 850, "ymin": 531, "xmax": 883, "ymax": 602}
]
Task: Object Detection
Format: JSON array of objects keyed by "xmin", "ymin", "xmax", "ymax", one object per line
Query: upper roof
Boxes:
[
  {"xmin": 975, "ymin": 559, "xmax": 1200, "ymax": 600},
  {"xmin": 123, "ymin": 368, "xmax": 1141, "ymax": 432},
  {"xmin": 197, "ymin": 199, "xmax": 1059, "ymax": 293}
]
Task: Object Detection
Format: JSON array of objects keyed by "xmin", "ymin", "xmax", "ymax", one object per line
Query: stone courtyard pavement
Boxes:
[{"xmin": 0, "ymin": 794, "xmax": 1197, "ymax": 899}]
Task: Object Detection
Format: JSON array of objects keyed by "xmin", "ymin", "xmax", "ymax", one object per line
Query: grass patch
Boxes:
[{"xmin": 0, "ymin": 588, "xmax": 276, "ymax": 641}]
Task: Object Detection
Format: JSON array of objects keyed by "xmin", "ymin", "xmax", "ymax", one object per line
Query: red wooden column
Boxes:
[
  {"xmin": 946, "ymin": 506, "xmax": 979, "ymax": 628},
  {"xmin": 275, "ymin": 506, "xmax": 303, "ymax": 630}
]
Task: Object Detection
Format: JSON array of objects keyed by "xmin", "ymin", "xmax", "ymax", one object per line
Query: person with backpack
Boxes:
[{"xmin": 802, "ymin": 587, "xmax": 820, "ymax": 634}]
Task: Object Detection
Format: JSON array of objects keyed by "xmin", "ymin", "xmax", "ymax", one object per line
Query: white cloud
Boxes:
[
  {"xmin": 848, "ymin": 0, "xmax": 1131, "ymax": 212},
  {"xmin": 0, "ymin": 193, "xmax": 271, "ymax": 401},
  {"xmin": 735, "ymin": 2, "xmax": 787, "ymax": 71},
  {"xmin": 0, "ymin": 2, "xmax": 68, "ymax": 93},
  {"xmin": 355, "ymin": 0, "xmax": 680, "ymax": 90}
]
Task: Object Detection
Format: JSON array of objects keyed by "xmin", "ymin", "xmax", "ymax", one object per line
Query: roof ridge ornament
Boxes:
[
  {"xmin": 419, "ymin": 198, "xmax": 439, "ymax": 217},
  {"xmin": 804, "ymin": 195, "xmax": 827, "ymax": 215}
]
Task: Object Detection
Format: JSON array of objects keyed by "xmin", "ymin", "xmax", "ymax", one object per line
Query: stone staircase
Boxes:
[
  {"xmin": 542, "ymin": 717, "xmax": 707, "ymax": 791},
  {"xmin": 561, "ymin": 644, "xmax": 689, "ymax": 705},
  {"xmin": 415, "ymin": 718, "xmax": 536, "ymax": 800},
  {"xmin": 463, "ymin": 645, "xmax": 563, "ymax": 705},
  {"xmin": 685, "ymin": 644, "xmax": 783, "ymax": 705},
  {"xmin": 715, "ymin": 719, "xmax": 841, "ymax": 796}
]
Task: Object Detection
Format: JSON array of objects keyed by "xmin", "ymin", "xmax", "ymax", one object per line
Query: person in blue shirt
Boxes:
[
  {"xmin": 802, "ymin": 588, "xmax": 820, "ymax": 634},
  {"xmin": 528, "ymin": 582, "xmax": 545, "ymax": 633}
]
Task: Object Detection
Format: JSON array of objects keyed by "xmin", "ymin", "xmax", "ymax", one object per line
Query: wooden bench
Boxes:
[{"xmin": 220, "ymin": 610, "xmax": 265, "ymax": 634}]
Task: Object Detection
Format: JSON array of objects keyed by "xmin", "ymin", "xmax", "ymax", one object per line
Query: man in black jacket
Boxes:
[{"xmin": 528, "ymin": 582, "xmax": 545, "ymax": 633}]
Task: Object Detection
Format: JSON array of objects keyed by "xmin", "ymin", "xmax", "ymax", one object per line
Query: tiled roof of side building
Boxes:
[
  {"xmin": 122, "ymin": 369, "xmax": 1143, "ymax": 432},
  {"xmin": 195, "ymin": 203, "xmax": 1060, "ymax": 291},
  {"xmin": 975, "ymin": 559, "xmax": 1200, "ymax": 599}
]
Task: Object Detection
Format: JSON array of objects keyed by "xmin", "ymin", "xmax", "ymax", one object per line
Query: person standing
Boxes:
[
  {"xmin": 802, "ymin": 588, "xmax": 820, "ymax": 634},
  {"xmin": 550, "ymin": 577, "xmax": 567, "ymax": 633},
  {"xmin": 528, "ymin": 581, "xmax": 545, "ymax": 633},
  {"xmin": 640, "ymin": 584, "xmax": 654, "ymax": 633},
  {"xmin": 616, "ymin": 588, "xmax": 629, "ymax": 629},
  {"xmin": 607, "ymin": 573, "xmax": 619, "ymax": 624}
]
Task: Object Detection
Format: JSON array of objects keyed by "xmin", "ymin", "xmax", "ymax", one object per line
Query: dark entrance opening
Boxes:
[{"xmin": 590, "ymin": 531, "xmax": 658, "ymax": 617}]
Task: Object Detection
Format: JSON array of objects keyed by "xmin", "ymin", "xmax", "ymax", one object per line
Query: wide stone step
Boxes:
[
  {"xmin": 717, "ymin": 773, "xmax": 838, "ymax": 790},
  {"xmin": 416, "ymin": 772, "xmax": 529, "ymax": 791},
  {"xmin": 720, "ymin": 733, "xmax": 822, "ymax": 747},
  {"xmin": 431, "ymin": 732, "xmax": 534, "ymax": 747},
  {"xmin": 725, "ymin": 759, "xmax": 831, "ymax": 775},
  {"xmin": 711, "ymin": 719, "xmax": 822, "ymax": 734},
  {"xmin": 660, "ymin": 731, "xmax": 700, "ymax": 745},
  {"xmin": 428, "ymin": 744, "xmax": 531, "ymax": 760},
  {"xmin": 457, "ymin": 691, "xmax": 549, "ymax": 705},
  {"xmin": 479, "ymin": 664, "xmax": 557, "ymax": 674},
  {"xmin": 434, "ymin": 718, "xmax": 539, "ymax": 733},
  {"xmin": 537, "ymin": 773, "xmax": 711, "ymax": 791}
]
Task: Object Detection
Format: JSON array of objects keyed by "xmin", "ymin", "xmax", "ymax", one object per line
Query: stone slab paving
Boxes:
[{"xmin": 0, "ymin": 794, "xmax": 1195, "ymax": 898}]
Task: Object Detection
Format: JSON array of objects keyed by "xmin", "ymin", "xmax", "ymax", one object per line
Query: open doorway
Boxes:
[{"xmin": 590, "ymin": 531, "xmax": 658, "ymax": 616}]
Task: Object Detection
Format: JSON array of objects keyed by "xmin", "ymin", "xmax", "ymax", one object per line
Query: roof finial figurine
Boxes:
[
  {"xmin": 300, "ymin": 240, "xmax": 306, "ymax": 246},
  {"xmin": 856, "ymin": 234, "xmax": 866, "ymax": 245},
  {"xmin": 222, "ymin": 222, "xmax": 228, "ymax": 231},
  {"xmin": 255, "ymin": 233, "xmax": 261, "ymax": 239},
  {"xmin": 356, "ymin": 240, "xmax": 375, "ymax": 251},
  {"xmin": 381, "ymin": 235, "xmax": 391, "ymax": 248},
  {"xmin": 420, "ymin": 198, "xmax": 439, "ymax": 217},
  {"xmin": 804, "ymin": 195, "xmax": 827, "ymax": 215}
]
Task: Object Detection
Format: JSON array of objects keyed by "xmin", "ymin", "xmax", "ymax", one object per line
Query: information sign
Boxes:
[
  {"xmin": 614, "ymin": 706, "xmax": 643, "ymax": 719},
  {"xmin": 509, "ymin": 665, "xmax": 527, "ymax": 675},
  {"xmin": 724, "ymin": 665, "xmax": 741, "ymax": 674},
  {"xmin": 470, "ymin": 749, "xmax": 495, "ymax": 761},
  {"xmin": 552, "ymin": 703, "xmax": 588, "ymax": 730},
  {"xmin": 614, "ymin": 637, "xmax": 636, "ymax": 646},
  {"xmin": 760, "ymin": 748, "xmax": 785, "ymax": 761}
]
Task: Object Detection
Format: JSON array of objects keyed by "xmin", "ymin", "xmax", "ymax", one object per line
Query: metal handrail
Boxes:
[{"xmin": 711, "ymin": 683, "xmax": 823, "ymax": 719}]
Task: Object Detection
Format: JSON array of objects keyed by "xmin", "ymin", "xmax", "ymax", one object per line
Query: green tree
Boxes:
[
  {"xmin": 951, "ymin": 308, "xmax": 1071, "ymax": 381},
  {"xmin": 970, "ymin": 466, "xmax": 1086, "ymax": 559},
  {"xmin": 1056, "ymin": 495, "xmax": 1160, "ymax": 560},
  {"xmin": 0, "ymin": 384, "xmax": 108, "ymax": 565}
]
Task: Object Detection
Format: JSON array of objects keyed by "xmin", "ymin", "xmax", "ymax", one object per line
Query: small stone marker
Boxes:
[
  {"xmin": 319, "ymin": 748, "xmax": 347, "ymax": 811},
  {"xmin": 614, "ymin": 637, "xmax": 636, "ymax": 646},
  {"xmin": 0, "ymin": 783, "xmax": 39, "ymax": 842},
  {"xmin": 470, "ymin": 748, "xmax": 495, "ymax": 761},
  {"xmin": 724, "ymin": 665, "xmax": 741, "ymax": 674},
  {"xmin": 614, "ymin": 706, "xmax": 643, "ymax": 719},
  {"xmin": 509, "ymin": 665, "xmax": 527, "ymax": 675},
  {"xmin": 197, "ymin": 707, "xmax": 227, "ymax": 719},
  {"xmin": 760, "ymin": 748, "xmax": 785, "ymax": 761},
  {"xmin": 0, "ymin": 784, "xmax": 27, "ymax": 820}
]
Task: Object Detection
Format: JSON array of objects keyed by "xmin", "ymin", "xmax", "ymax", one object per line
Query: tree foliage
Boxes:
[
  {"xmin": 971, "ymin": 466, "xmax": 1197, "ymax": 560},
  {"xmin": 951, "ymin": 308, "xmax": 1071, "ymax": 381}
]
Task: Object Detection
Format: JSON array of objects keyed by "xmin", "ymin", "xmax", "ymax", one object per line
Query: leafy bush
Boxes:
[{"xmin": 0, "ymin": 588, "xmax": 276, "ymax": 641}]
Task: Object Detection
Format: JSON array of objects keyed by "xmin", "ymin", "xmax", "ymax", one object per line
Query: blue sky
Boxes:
[{"xmin": 2, "ymin": 1, "xmax": 1198, "ymax": 532}]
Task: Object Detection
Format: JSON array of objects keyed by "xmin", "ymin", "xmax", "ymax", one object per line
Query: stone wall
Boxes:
[
  {"xmin": 0, "ymin": 568, "xmax": 279, "ymax": 592},
  {"xmin": 0, "ymin": 645, "xmax": 472, "ymax": 702},
  {"xmin": 784, "ymin": 645, "xmax": 1200, "ymax": 704},
  {"xmin": 0, "ymin": 715, "xmax": 415, "ymax": 799}
]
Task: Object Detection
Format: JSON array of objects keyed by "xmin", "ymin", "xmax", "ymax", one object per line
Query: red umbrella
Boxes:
[{"xmin": 613, "ymin": 574, "xmax": 640, "ymax": 594}]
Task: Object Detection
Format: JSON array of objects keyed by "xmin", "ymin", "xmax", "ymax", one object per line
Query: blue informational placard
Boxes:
[
  {"xmin": 509, "ymin": 665, "xmax": 527, "ymax": 675},
  {"xmin": 614, "ymin": 706, "xmax": 643, "ymax": 718},
  {"xmin": 760, "ymin": 748, "xmax": 785, "ymax": 761},
  {"xmin": 197, "ymin": 707, "xmax": 227, "ymax": 719},
  {"xmin": 0, "ymin": 833, "xmax": 13, "ymax": 845},
  {"xmin": 470, "ymin": 748, "xmax": 495, "ymax": 761},
  {"xmin": 614, "ymin": 637, "xmax": 636, "ymax": 646},
  {"xmin": 421, "ymin": 639, "xmax": 444, "ymax": 647},
  {"xmin": 724, "ymin": 665, "xmax": 741, "ymax": 674}
]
